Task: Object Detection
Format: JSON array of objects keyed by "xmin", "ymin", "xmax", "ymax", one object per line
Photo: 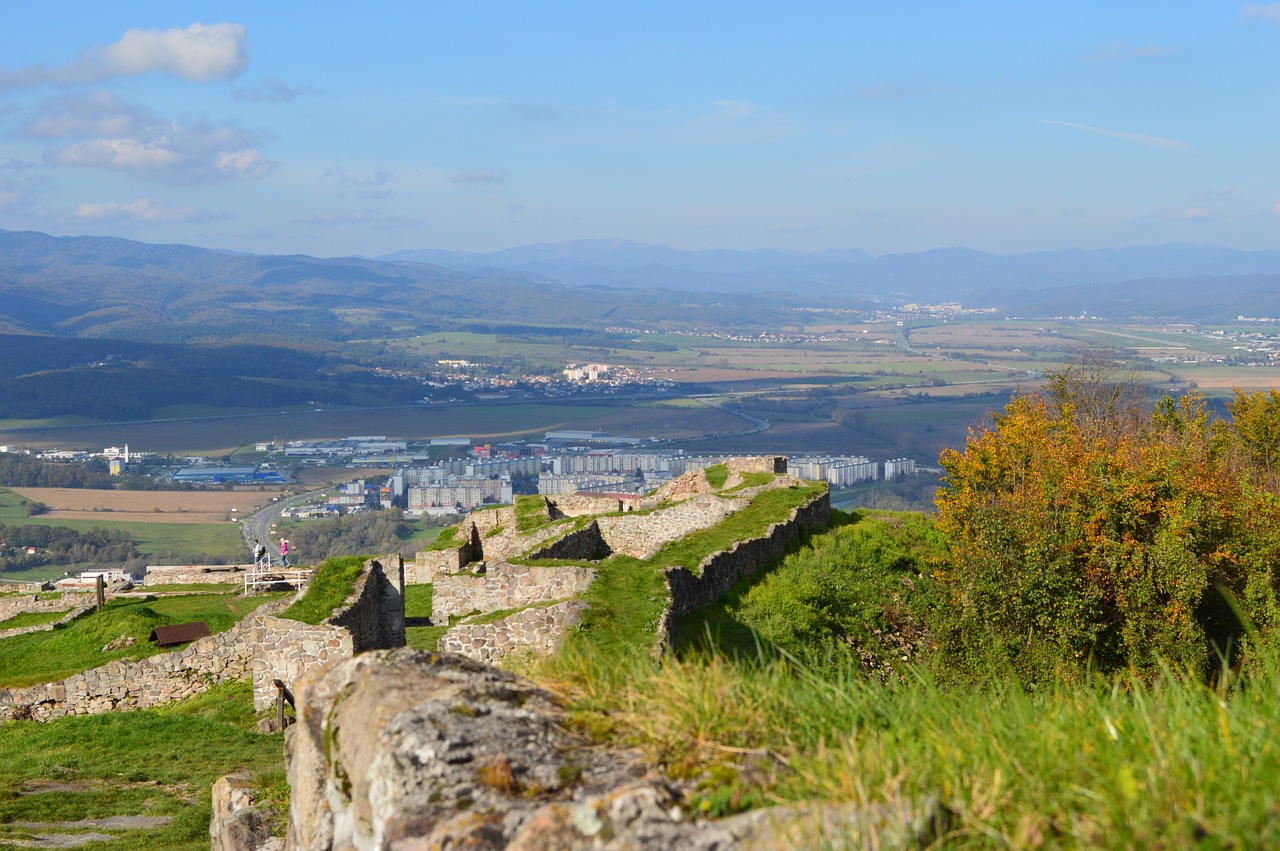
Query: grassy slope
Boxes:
[
  {"xmin": 542, "ymin": 498, "xmax": 1280, "ymax": 847},
  {"xmin": 0, "ymin": 591, "xmax": 284, "ymax": 688},
  {"xmin": 0, "ymin": 680, "xmax": 284, "ymax": 850},
  {"xmin": 278, "ymin": 556, "xmax": 363, "ymax": 624}
]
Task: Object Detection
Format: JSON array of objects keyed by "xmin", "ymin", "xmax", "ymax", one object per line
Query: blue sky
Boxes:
[{"xmin": 0, "ymin": 2, "xmax": 1277, "ymax": 258}]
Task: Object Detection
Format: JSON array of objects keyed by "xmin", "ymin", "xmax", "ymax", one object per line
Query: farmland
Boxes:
[
  {"xmin": 3, "ymin": 317, "xmax": 1280, "ymax": 468},
  {"xmin": 7, "ymin": 487, "xmax": 276, "ymax": 525}
]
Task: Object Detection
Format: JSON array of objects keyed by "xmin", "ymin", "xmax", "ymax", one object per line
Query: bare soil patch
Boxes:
[{"xmin": 9, "ymin": 487, "xmax": 274, "ymax": 524}]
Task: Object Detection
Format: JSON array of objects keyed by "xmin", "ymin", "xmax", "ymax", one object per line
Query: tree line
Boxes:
[{"xmin": 0, "ymin": 523, "xmax": 138, "ymax": 573}]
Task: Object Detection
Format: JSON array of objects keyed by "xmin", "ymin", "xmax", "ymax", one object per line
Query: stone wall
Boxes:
[
  {"xmin": 0, "ymin": 592, "xmax": 89, "ymax": 622},
  {"xmin": 249, "ymin": 615, "xmax": 353, "ymax": 713},
  {"xmin": 438, "ymin": 599, "xmax": 589, "ymax": 664},
  {"xmin": 143, "ymin": 564, "xmax": 253, "ymax": 585},
  {"xmin": 272, "ymin": 649, "xmax": 949, "ymax": 850},
  {"xmin": 0, "ymin": 603, "xmax": 94, "ymax": 640},
  {"xmin": 0, "ymin": 602, "xmax": 279, "ymax": 722},
  {"xmin": 655, "ymin": 488, "xmax": 830, "ymax": 654},
  {"xmin": 0, "ymin": 554, "xmax": 409, "ymax": 720},
  {"xmin": 597, "ymin": 493, "xmax": 750, "ymax": 559},
  {"xmin": 548, "ymin": 493, "xmax": 633, "ymax": 517},
  {"xmin": 251, "ymin": 554, "xmax": 405, "ymax": 711},
  {"xmin": 524, "ymin": 520, "xmax": 611, "ymax": 561},
  {"xmin": 431, "ymin": 561, "xmax": 596, "ymax": 622}
]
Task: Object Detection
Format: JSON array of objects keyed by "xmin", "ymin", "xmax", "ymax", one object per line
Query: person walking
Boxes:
[
  {"xmin": 253, "ymin": 538, "xmax": 268, "ymax": 567},
  {"xmin": 279, "ymin": 538, "xmax": 290, "ymax": 567}
]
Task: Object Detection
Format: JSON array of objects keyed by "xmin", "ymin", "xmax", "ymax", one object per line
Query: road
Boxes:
[{"xmin": 241, "ymin": 488, "xmax": 328, "ymax": 560}]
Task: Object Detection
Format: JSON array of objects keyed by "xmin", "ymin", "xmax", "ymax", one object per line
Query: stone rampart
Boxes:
[
  {"xmin": 524, "ymin": 520, "xmax": 611, "ymax": 561},
  {"xmin": 655, "ymin": 488, "xmax": 830, "ymax": 654},
  {"xmin": 548, "ymin": 493, "xmax": 633, "ymax": 517},
  {"xmin": 251, "ymin": 554, "xmax": 405, "ymax": 711},
  {"xmin": 597, "ymin": 494, "xmax": 750, "ymax": 559},
  {"xmin": 0, "ymin": 601, "xmax": 279, "ymax": 722},
  {"xmin": 143, "ymin": 564, "xmax": 253, "ymax": 585},
  {"xmin": 431, "ymin": 562, "xmax": 596, "ymax": 622},
  {"xmin": 0, "ymin": 592, "xmax": 89, "ymax": 622},
  {"xmin": 250, "ymin": 615, "xmax": 353, "ymax": 712},
  {"xmin": 438, "ymin": 599, "xmax": 589, "ymax": 664},
  {"xmin": 0, "ymin": 555, "xmax": 409, "ymax": 720},
  {"xmin": 469, "ymin": 505, "xmax": 515, "ymax": 535},
  {"xmin": 0, "ymin": 603, "xmax": 94, "ymax": 640}
]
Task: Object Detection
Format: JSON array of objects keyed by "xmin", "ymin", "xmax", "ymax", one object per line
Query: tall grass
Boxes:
[{"xmin": 541, "ymin": 644, "xmax": 1280, "ymax": 847}]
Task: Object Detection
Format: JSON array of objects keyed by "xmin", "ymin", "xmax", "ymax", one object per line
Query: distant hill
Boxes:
[
  {"xmin": 380, "ymin": 239, "xmax": 1280, "ymax": 302},
  {"xmin": 0, "ymin": 229, "xmax": 824, "ymax": 342},
  {"xmin": 5, "ymin": 229, "xmax": 1280, "ymax": 339}
]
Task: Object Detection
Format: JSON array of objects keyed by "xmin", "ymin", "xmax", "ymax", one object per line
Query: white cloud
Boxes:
[
  {"xmin": 0, "ymin": 22, "xmax": 247, "ymax": 89},
  {"xmin": 74, "ymin": 197, "xmax": 215, "ymax": 223},
  {"xmin": 1041, "ymin": 120, "xmax": 1192, "ymax": 152},
  {"xmin": 1182, "ymin": 207, "xmax": 1209, "ymax": 219},
  {"xmin": 1242, "ymin": 3, "xmax": 1280, "ymax": 23},
  {"xmin": 25, "ymin": 91, "xmax": 275, "ymax": 182},
  {"xmin": 448, "ymin": 168, "xmax": 505, "ymax": 184},
  {"xmin": 1272, "ymin": 201, "xmax": 1280, "ymax": 214}
]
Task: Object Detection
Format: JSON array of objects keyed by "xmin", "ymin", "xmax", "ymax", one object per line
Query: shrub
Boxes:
[{"xmin": 934, "ymin": 359, "xmax": 1280, "ymax": 683}]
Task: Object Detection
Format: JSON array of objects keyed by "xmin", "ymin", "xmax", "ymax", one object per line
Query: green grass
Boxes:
[
  {"xmin": 704, "ymin": 464, "xmax": 729, "ymax": 489},
  {"xmin": 278, "ymin": 556, "xmax": 364, "ymax": 624},
  {"xmin": 566, "ymin": 482, "xmax": 828, "ymax": 657},
  {"xmin": 137, "ymin": 583, "xmax": 240, "ymax": 594},
  {"xmin": 0, "ymin": 680, "xmax": 285, "ymax": 850},
  {"xmin": 514, "ymin": 494, "xmax": 550, "ymax": 533},
  {"xmin": 404, "ymin": 584, "xmax": 448, "ymax": 650},
  {"xmin": 0, "ymin": 592, "xmax": 286, "ymax": 688},
  {"xmin": 542, "ymin": 645, "xmax": 1280, "ymax": 846},
  {"xmin": 0, "ymin": 609, "xmax": 65, "ymax": 631},
  {"xmin": 421, "ymin": 525, "xmax": 460, "ymax": 551}
]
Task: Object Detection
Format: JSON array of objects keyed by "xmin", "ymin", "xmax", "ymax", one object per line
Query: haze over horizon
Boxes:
[{"xmin": 1, "ymin": 3, "xmax": 1278, "ymax": 261}]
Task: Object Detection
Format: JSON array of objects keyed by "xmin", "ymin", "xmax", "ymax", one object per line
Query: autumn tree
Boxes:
[{"xmin": 934, "ymin": 356, "xmax": 1280, "ymax": 683}]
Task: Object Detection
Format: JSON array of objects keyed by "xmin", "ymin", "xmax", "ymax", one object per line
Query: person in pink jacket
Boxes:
[{"xmin": 279, "ymin": 538, "xmax": 290, "ymax": 567}]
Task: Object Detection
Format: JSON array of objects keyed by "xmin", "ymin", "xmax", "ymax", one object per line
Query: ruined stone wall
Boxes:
[
  {"xmin": 549, "ymin": 493, "xmax": 631, "ymax": 517},
  {"xmin": 251, "ymin": 555, "xmax": 405, "ymax": 711},
  {"xmin": 0, "ymin": 602, "xmax": 279, "ymax": 722},
  {"xmin": 142, "ymin": 564, "xmax": 253, "ymax": 585},
  {"xmin": 411, "ymin": 546, "xmax": 465, "ymax": 584},
  {"xmin": 0, "ymin": 592, "xmax": 89, "ymax": 622},
  {"xmin": 727, "ymin": 455, "xmax": 788, "ymax": 475},
  {"xmin": 330, "ymin": 554, "xmax": 405, "ymax": 651},
  {"xmin": 597, "ymin": 494, "xmax": 750, "ymax": 559},
  {"xmin": 655, "ymin": 488, "xmax": 830, "ymax": 654},
  {"xmin": 0, "ymin": 603, "xmax": 94, "ymax": 640},
  {"xmin": 438, "ymin": 599, "xmax": 589, "ymax": 664},
  {"xmin": 469, "ymin": 505, "xmax": 515, "ymax": 535},
  {"xmin": 0, "ymin": 555, "xmax": 409, "ymax": 720},
  {"xmin": 524, "ymin": 520, "xmax": 611, "ymax": 561},
  {"xmin": 250, "ymin": 615, "xmax": 353, "ymax": 712},
  {"xmin": 431, "ymin": 562, "xmax": 596, "ymax": 621}
]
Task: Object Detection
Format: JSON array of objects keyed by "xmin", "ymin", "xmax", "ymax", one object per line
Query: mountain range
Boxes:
[
  {"xmin": 4, "ymin": 228, "xmax": 1280, "ymax": 341},
  {"xmin": 380, "ymin": 239, "xmax": 1280, "ymax": 306}
]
